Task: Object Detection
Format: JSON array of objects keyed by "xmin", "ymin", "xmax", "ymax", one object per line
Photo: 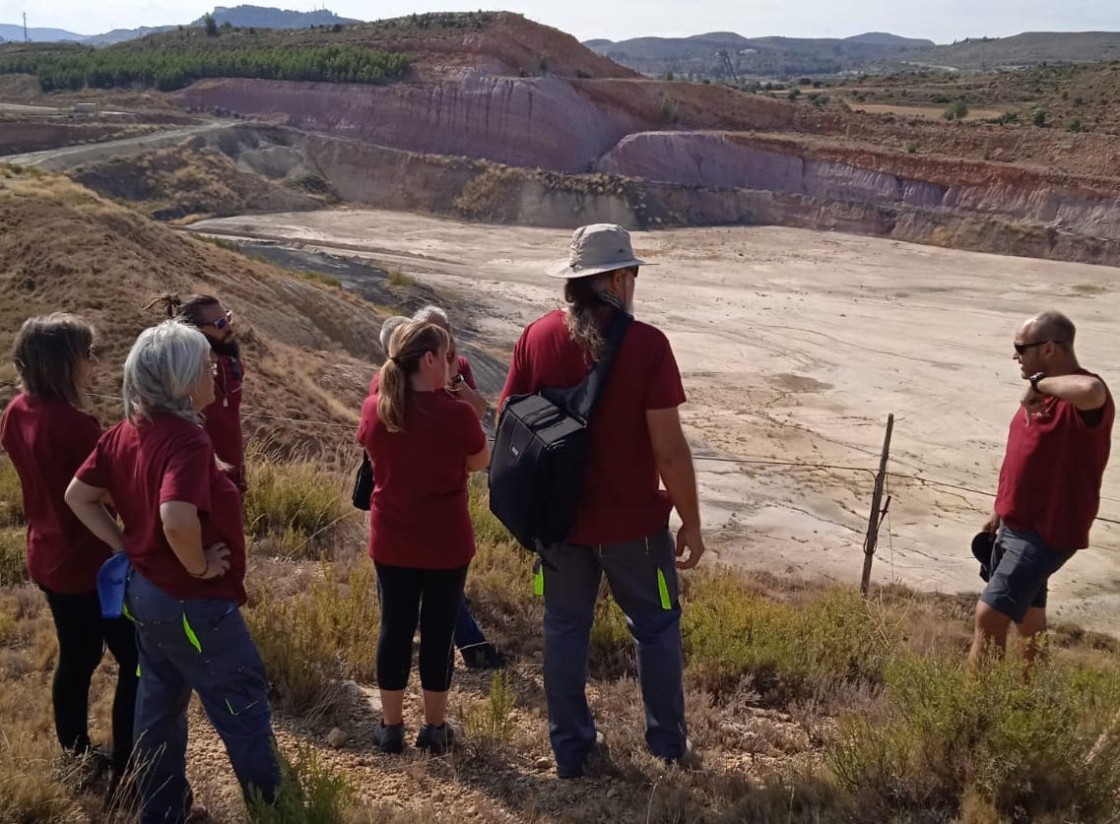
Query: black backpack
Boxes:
[{"xmin": 489, "ymin": 308, "xmax": 632, "ymax": 552}]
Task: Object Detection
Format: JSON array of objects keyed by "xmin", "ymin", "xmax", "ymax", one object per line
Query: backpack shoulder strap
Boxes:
[{"xmin": 567, "ymin": 308, "xmax": 632, "ymax": 422}]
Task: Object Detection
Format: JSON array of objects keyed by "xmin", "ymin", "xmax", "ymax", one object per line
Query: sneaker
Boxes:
[
  {"xmin": 461, "ymin": 643, "xmax": 508, "ymax": 670},
  {"xmin": 557, "ymin": 731, "xmax": 608, "ymax": 780},
  {"xmin": 373, "ymin": 721, "xmax": 405, "ymax": 754},
  {"xmin": 415, "ymin": 722, "xmax": 455, "ymax": 755}
]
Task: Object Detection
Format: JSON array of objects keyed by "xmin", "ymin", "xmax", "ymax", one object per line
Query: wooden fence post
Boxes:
[{"xmin": 860, "ymin": 413, "xmax": 894, "ymax": 596}]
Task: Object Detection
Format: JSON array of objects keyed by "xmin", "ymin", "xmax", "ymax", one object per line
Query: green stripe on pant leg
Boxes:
[
  {"xmin": 182, "ymin": 613, "xmax": 202, "ymax": 654},
  {"xmin": 657, "ymin": 568, "xmax": 672, "ymax": 610},
  {"xmin": 533, "ymin": 565, "xmax": 544, "ymax": 597}
]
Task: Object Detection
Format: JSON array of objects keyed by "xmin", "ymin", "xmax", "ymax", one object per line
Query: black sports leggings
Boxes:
[
  {"xmin": 42, "ymin": 588, "xmax": 139, "ymax": 772},
  {"xmin": 374, "ymin": 563, "xmax": 468, "ymax": 692}
]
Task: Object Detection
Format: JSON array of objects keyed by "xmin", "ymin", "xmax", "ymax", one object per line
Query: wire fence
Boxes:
[{"xmin": 12, "ymin": 388, "xmax": 1120, "ymax": 528}]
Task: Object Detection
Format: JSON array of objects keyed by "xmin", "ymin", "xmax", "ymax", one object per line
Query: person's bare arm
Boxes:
[
  {"xmin": 159, "ymin": 501, "xmax": 230, "ymax": 579},
  {"xmin": 647, "ymin": 406, "xmax": 704, "ymax": 569},
  {"xmin": 65, "ymin": 478, "xmax": 124, "ymax": 552},
  {"xmin": 1032, "ymin": 374, "xmax": 1108, "ymax": 412},
  {"xmin": 466, "ymin": 442, "xmax": 491, "ymax": 472}
]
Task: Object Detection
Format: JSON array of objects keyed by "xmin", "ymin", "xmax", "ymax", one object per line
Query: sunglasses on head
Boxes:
[{"xmin": 200, "ymin": 310, "xmax": 233, "ymax": 331}]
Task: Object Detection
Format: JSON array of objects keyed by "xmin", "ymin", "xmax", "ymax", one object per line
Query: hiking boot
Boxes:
[
  {"xmin": 415, "ymin": 722, "xmax": 455, "ymax": 755},
  {"xmin": 373, "ymin": 721, "xmax": 405, "ymax": 754},
  {"xmin": 461, "ymin": 643, "xmax": 508, "ymax": 670},
  {"xmin": 557, "ymin": 731, "xmax": 609, "ymax": 779},
  {"xmin": 662, "ymin": 737, "xmax": 696, "ymax": 769}
]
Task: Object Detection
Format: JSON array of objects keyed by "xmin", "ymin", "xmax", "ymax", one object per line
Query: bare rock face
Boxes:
[
  {"xmin": 597, "ymin": 131, "xmax": 1120, "ymax": 242},
  {"xmin": 173, "ymin": 75, "xmax": 651, "ymax": 173}
]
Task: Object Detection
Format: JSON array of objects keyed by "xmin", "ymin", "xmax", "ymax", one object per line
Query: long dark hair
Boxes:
[
  {"xmin": 11, "ymin": 313, "xmax": 94, "ymax": 408},
  {"xmin": 563, "ymin": 272, "xmax": 616, "ymax": 361},
  {"xmin": 377, "ymin": 321, "xmax": 450, "ymax": 433}
]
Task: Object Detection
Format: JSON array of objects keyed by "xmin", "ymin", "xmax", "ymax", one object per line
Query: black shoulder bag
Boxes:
[{"xmin": 488, "ymin": 308, "xmax": 632, "ymax": 552}]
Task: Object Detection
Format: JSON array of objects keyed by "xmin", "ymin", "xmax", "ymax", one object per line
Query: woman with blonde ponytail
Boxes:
[{"xmin": 356, "ymin": 321, "xmax": 490, "ymax": 756}]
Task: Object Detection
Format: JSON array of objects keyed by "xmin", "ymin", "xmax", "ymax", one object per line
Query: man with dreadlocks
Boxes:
[{"xmin": 499, "ymin": 224, "xmax": 703, "ymax": 779}]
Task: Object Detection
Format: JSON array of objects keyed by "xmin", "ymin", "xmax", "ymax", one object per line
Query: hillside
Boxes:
[
  {"xmin": 587, "ymin": 29, "xmax": 1120, "ymax": 78},
  {"xmin": 0, "ymin": 5, "xmax": 359, "ymax": 47},
  {"xmin": 916, "ymin": 31, "xmax": 1120, "ymax": 69},
  {"xmin": 585, "ymin": 30, "xmax": 935, "ymax": 79},
  {"xmin": 0, "ymin": 166, "xmax": 384, "ymax": 454}
]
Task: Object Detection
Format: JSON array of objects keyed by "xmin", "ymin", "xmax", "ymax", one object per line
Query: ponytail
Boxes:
[{"xmin": 376, "ymin": 321, "xmax": 449, "ymax": 433}]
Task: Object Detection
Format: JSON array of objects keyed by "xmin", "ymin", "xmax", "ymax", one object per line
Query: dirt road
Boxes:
[{"xmin": 192, "ymin": 210, "xmax": 1120, "ymax": 634}]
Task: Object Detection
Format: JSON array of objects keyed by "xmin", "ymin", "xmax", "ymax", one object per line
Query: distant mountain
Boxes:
[
  {"xmin": 584, "ymin": 30, "xmax": 935, "ymax": 78},
  {"xmin": 587, "ymin": 29, "xmax": 1120, "ymax": 78},
  {"xmin": 0, "ymin": 24, "xmax": 88, "ymax": 42},
  {"xmin": 0, "ymin": 6, "xmax": 357, "ymax": 47},
  {"xmin": 845, "ymin": 32, "xmax": 932, "ymax": 47},
  {"xmin": 84, "ymin": 26, "xmax": 178, "ymax": 47},
  {"xmin": 914, "ymin": 31, "xmax": 1120, "ymax": 69},
  {"xmin": 193, "ymin": 5, "xmax": 359, "ymax": 30}
]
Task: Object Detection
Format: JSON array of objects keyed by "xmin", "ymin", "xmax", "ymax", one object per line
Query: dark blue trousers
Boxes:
[
  {"xmin": 539, "ymin": 528, "xmax": 687, "ymax": 772},
  {"xmin": 126, "ymin": 572, "xmax": 280, "ymax": 824}
]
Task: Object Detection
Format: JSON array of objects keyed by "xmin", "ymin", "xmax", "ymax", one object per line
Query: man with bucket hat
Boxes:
[{"xmin": 499, "ymin": 224, "xmax": 704, "ymax": 778}]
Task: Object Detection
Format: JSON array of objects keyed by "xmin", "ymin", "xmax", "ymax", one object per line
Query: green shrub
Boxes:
[
  {"xmin": 827, "ymin": 653, "xmax": 1120, "ymax": 821},
  {"xmin": 246, "ymin": 563, "xmax": 379, "ymax": 714},
  {"xmin": 464, "ymin": 672, "xmax": 516, "ymax": 750},
  {"xmin": 0, "ymin": 528, "xmax": 27, "ymax": 587},
  {"xmin": 249, "ymin": 744, "xmax": 354, "ymax": 824},
  {"xmin": 681, "ymin": 571, "xmax": 896, "ymax": 699},
  {"xmin": 0, "ymin": 457, "xmax": 25, "ymax": 527},
  {"xmin": 944, "ymin": 99, "xmax": 970, "ymax": 121},
  {"xmin": 244, "ymin": 460, "xmax": 349, "ymax": 558},
  {"xmin": 385, "ymin": 268, "xmax": 415, "ymax": 288}
]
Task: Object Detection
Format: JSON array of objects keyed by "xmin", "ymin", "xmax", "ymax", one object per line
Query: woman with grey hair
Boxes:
[{"xmin": 66, "ymin": 320, "xmax": 280, "ymax": 824}]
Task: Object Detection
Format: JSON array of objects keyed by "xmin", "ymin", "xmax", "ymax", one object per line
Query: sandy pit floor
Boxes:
[{"xmin": 192, "ymin": 210, "xmax": 1120, "ymax": 635}]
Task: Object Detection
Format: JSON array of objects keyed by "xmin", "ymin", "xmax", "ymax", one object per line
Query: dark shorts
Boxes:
[{"xmin": 980, "ymin": 524, "xmax": 1075, "ymax": 623}]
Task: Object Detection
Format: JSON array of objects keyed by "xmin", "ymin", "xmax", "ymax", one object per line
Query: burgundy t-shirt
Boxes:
[
  {"xmin": 995, "ymin": 373, "xmax": 1114, "ymax": 551},
  {"xmin": 203, "ymin": 354, "xmax": 245, "ymax": 491},
  {"xmin": 499, "ymin": 309, "xmax": 687, "ymax": 545},
  {"xmin": 369, "ymin": 355, "xmax": 476, "ymax": 396},
  {"xmin": 356, "ymin": 390, "xmax": 486, "ymax": 569},
  {"xmin": 1, "ymin": 394, "xmax": 109, "ymax": 593},
  {"xmin": 76, "ymin": 413, "xmax": 247, "ymax": 603}
]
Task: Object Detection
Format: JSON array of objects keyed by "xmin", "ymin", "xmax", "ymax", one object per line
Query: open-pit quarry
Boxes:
[{"xmin": 188, "ymin": 207, "xmax": 1120, "ymax": 636}]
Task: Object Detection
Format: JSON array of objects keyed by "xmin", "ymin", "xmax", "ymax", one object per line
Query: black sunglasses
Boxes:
[{"xmin": 1013, "ymin": 340, "xmax": 1050, "ymax": 355}]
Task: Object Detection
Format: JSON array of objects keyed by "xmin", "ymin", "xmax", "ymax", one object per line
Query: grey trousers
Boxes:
[{"xmin": 539, "ymin": 527, "xmax": 687, "ymax": 770}]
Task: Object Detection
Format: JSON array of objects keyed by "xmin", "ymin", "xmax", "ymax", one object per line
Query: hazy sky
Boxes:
[{"xmin": 2, "ymin": 0, "xmax": 1118, "ymax": 42}]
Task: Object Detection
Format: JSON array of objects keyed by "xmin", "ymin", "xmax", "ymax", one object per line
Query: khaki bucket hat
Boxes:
[{"xmin": 546, "ymin": 224, "xmax": 654, "ymax": 279}]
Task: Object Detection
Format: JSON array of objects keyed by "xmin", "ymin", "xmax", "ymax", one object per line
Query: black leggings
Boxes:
[
  {"xmin": 374, "ymin": 563, "xmax": 468, "ymax": 692},
  {"xmin": 42, "ymin": 588, "xmax": 139, "ymax": 772}
]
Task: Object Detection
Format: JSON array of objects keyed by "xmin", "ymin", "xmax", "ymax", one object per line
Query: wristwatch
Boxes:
[{"xmin": 1028, "ymin": 372, "xmax": 1046, "ymax": 392}]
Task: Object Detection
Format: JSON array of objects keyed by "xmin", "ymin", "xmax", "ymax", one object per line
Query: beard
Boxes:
[{"xmin": 210, "ymin": 336, "xmax": 241, "ymax": 359}]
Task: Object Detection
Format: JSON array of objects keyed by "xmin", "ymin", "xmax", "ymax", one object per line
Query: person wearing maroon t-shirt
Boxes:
[
  {"xmin": 375, "ymin": 310, "xmax": 507, "ymax": 671},
  {"xmin": 66, "ymin": 321, "xmax": 279, "ymax": 824},
  {"xmin": 357, "ymin": 320, "xmax": 490, "ymax": 756},
  {"xmin": 176, "ymin": 294, "xmax": 246, "ymax": 494},
  {"xmin": 969, "ymin": 311, "xmax": 1114, "ymax": 667},
  {"xmin": 0, "ymin": 314, "xmax": 138, "ymax": 792},
  {"xmin": 499, "ymin": 224, "xmax": 704, "ymax": 779}
]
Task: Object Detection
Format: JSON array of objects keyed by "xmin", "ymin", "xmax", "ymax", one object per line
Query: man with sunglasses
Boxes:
[
  {"xmin": 178, "ymin": 294, "xmax": 246, "ymax": 494},
  {"xmin": 969, "ymin": 310, "xmax": 1113, "ymax": 667}
]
